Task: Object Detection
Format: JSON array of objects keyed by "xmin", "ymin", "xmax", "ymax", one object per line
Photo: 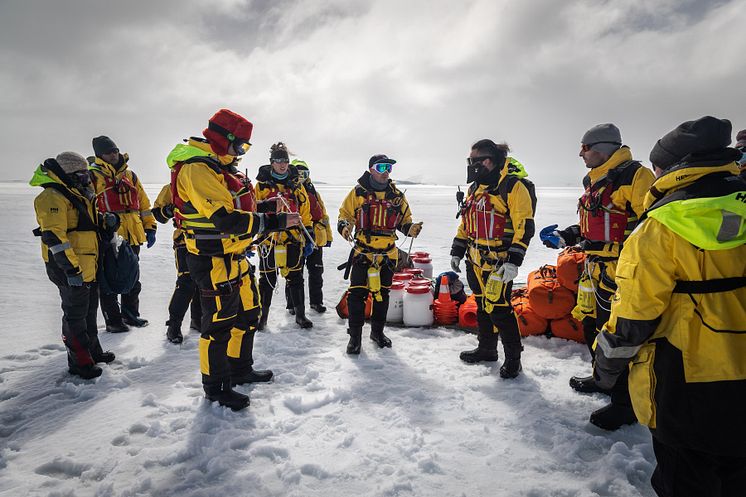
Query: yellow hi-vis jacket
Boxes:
[
  {"xmin": 152, "ymin": 184, "xmax": 184, "ymax": 246},
  {"xmin": 594, "ymin": 160, "xmax": 746, "ymax": 457},
  {"xmin": 31, "ymin": 161, "xmax": 101, "ymax": 283},
  {"xmin": 88, "ymin": 154, "xmax": 156, "ymax": 246}
]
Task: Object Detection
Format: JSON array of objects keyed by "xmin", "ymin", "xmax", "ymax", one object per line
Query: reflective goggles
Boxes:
[
  {"xmin": 71, "ymin": 170, "xmax": 91, "ymax": 186},
  {"xmin": 232, "ymin": 139, "xmax": 251, "ymax": 156},
  {"xmin": 372, "ymin": 162, "xmax": 393, "ymax": 173},
  {"xmin": 271, "ymin": 157, "xmax": 290, "ymax": 163},
  {"xmin": 466, "ymin": 156, "xmax": 491, "ymax": 166}
]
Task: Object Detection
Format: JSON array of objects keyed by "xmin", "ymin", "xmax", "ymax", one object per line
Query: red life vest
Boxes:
[
  {"xmin": 95, "ymin": 173, "xmax": 140, "ymax": 214},
  {"xmin": 356, "ymin": 192, "xmax": 402, "ymax": 235},
  {"xmin": 171, "ymin": 159, "xmax": 256, "ymax": 231},
  {"xmin": 578, "ymin": 184, "xmax": 629, "ymax": 243},
  {"xmin": 306, "ymin": 189, "xmax": 324, "ymax": 222},
  {"xmin": 461, "ymin": 191, "xmax": 507, "ymax": 240},
  {"xmin": 263, "ymin": 185, "xmax": 298, "ymax": 214}
]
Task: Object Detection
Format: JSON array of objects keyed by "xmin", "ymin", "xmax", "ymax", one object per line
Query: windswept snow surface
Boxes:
[{"xmin": 0, "ymin": 183, "xmax": 655, "ymax": 497}]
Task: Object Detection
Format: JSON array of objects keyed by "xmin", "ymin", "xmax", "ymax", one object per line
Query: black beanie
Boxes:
[
  {"xmin": 92, "ymin": 136, "xmax": 119, "ymax": 157},
  {"xmin": 649, "ymin": 116, "xmax": 732, "ymax": 170}
]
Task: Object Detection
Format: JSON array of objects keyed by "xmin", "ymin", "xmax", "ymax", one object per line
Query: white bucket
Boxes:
[
  {"xmin": 386, "ymin": 281, "xmax": 405, "ymax": 323},
  {"xmin": 412, "ymin": 257, "xmax": 433, "ymax": 279},
  {"xmin": 403, "ymin": 284, "xmax": 434, "ymax": 327}
]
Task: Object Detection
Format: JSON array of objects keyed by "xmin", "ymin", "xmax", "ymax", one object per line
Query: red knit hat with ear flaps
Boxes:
[{"xmin": 203, "ymin": 109, "xmax": 254, "ymax": 156}]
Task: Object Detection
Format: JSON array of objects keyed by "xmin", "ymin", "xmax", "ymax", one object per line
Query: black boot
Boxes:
[
  {"xmin": 69, "ymin": 363, "xmax": 103, "ymax": 379},
  {"xmin": 460, "ymin": 310, "xmax": 499, "ymax": 363},
  {"xmin": 589, "ymin": 403, "xmax": 637, "ymax": 430},
  {"xmin": 347, "ymin": 326, "xmax": 362, "ymax": 354},
  {"xmin": 294, "ymin": 306, "xmax": 313, "ymax": 329},
  {"xmin": 166, "ymin": 321, "xmax": 184, "ymax": 344},
  {"xmin": 106, "ymin": 320, "xmax": 130, "ymax": 333},
  {"xmin": 232, "ymin": 368, "xmax": 274, "ymax": 385},
  {"xmin": 499, "ymin": 342, "xmax": 523, "ymax": 379},
  {"xmin": 123, "ymin": 307, "xmax": 149, "ymax": 327},
  {"xmin": 570, "ymin": 374, "xmax": 610, "ymax": 394},
  {"xmin": 287, "ymin": 307, "xmax": 296, "ymax": 316},
  {"xmin": 310, "ymin": 303, "xmax": 327, "ymax": 313},
  {"xmin": 369, "ymin": 322, "xmax": 391, "ymax": 348},
  {"xmin": 204, "ymin": 380, "xmax": 250, "ymax": 411},
  {"xmin": 90, "ymin": 340, "xmax": 116, "ymax": 364}
]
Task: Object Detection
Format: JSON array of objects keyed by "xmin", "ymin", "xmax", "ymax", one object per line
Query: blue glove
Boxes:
[
  {"xmin": 146, "ymin": 230, "xmax": 156, "ymax": 248},
  {"xmin": 303, "ymin": 241, "xmax": 315, "ymax": 257},
  {"xmin": 539, "ymin": 224, "xmax": 565, "ymax": 249},
  {"xmin": 67, "ymin": 273, "xmax": 84, "ymax": 287}
]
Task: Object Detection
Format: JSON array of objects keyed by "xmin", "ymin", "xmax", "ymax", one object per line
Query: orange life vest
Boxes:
[
  {"xmin": 356, "ymin": 191, "xmax": 402, "ymax": 235},
  {"xmin": 461, "ymin": 191, "xmax": 507, "ymax": 239}
]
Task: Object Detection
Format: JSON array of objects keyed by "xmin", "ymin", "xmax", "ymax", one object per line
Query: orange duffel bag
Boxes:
[
  {"xmin": 556, "ymin": 247, "xmax": 586, "ymax": 292},
  {"xmin": 526, "ymin": 265, "xmax": 576, "ymax": 320},
  {"xmin": 549, "ymin": 314, "xmax": 585, "ymax": 343},
  {"xmin": 335, "ymin": 291, "xmax": 373, "ymax": 319},
  {"xmin": 511, "ymin": 288, "xmax": 548, "ymax": 337}
]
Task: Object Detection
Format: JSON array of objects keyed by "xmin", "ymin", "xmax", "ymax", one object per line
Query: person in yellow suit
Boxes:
[
  {"xmin": 540, "ymin": 123, "xmax": 655, "ymax": 430},
  {"xmin": 450, "ymin": 140, "xmax": 535, "ymax": 379},
  {"xmin": 254, "ymin": 143, "xmax": 315, "ymax": 330},
  {"xmin": 152, "ymin": 184, "xmax": 202, "ymax": 344},
  {"xmin": 88, "ymin": 136, "xmax": 156, "ymax": 332},
  {"xmin": 283, "ymin": 159, "xmax": 333, "ymax": 314},
  {"xmin": 31, "ymin": 152, "xmax": 118, "ymax": 379},
  {"xmin": 338, "ymin": 154, "xmax": 422, "ymax": 354},
  {"xmin": 168, "ymin": 109, "xmax": 300, "ymax": 411},
  {"xmin": 594, "ymin": 116, "xmax": 746, "ymax": 496}
]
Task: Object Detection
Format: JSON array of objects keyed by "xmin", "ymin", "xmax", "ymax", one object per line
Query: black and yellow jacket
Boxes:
[
  {"xmin": 168, "ymin": 139, "xmax": 267, "ymax": 257},
  {"xmin": 451, "ymin": 157, "xmax": 535, "ymax": 268},
  {"xmin": 303, "ymin": 180, "xmax": 334, "ymax": 247},
  {"xmin": 338, "ymin": 171, "xmax": 413, "ymax": 262},
  {"xmin": 564, "ymin": 147, "xmax": 655, "ymax": 259},
  {"xmin": 594, "ymin": 155, "xmax": 746, "ymax": 456},
  {"xmin": 89, "ymin": 154, "xmax": 156, "ymax": 246},
  {"xmin": 31, "ymin": 160, "xmax": 102, "ymax": 283},
  {"xmin": 152, "ymin": 184, "xmax": 184, "ymax": 246},
  {"xmin": 254, "ymin": 165, "xmax": 312, "ymax": 245}
]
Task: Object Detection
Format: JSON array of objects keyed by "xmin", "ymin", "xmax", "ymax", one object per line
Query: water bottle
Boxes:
[
  {"xmin": 483, "ymin": 270, "xmax": 503, "ymax": 313},
  {"xmin": 577, "ymin": 272, "xmax": 595, "ymax": 314},
  {"xmin": 368, "ymin": 266, "xmax": 382, "ymax": 301},
  {"xmin": 275, "ymin": 244, "xmax": 287, "ymax": 268}
]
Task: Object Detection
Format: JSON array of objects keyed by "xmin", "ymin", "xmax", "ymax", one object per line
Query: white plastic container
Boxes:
[
  {"xmin": 386, "ymin": 281, "xmax": 406, "ymax": 323},
  {"xmin": 412, "ymin": 257, "xmax": 433, "ymax": 278},
  {"xmin": 403, "ymin": 284, "xmax": 434, "ymax": 327}
]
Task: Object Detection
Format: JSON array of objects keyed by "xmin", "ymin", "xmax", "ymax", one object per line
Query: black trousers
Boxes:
[
  {"xmin": 465, "ymin": 262, "xmax": 522, "ymax": 356},
  {"xmin": 100, "ymin": 244, "xmax": 142, "ymax": 323},
  {"xmin": 284, "ymin": 246, "xmax": 324, "ymax": 308},
  {"xmin": 186, "ymin": 253, "xmax": 261, "ymax": 386},
  {"xmin": 167, "ymin": 245, "xmax": 202, "ymax": 328},
  {"xmin": 45, "ymin": 262, "xmax": 100, "ymax": 367},
  {"xmin": 347, "ymin": 257, "xmax": 394, "ymax": 329},
  {"xmin": 651, "ymin": 436, "xmax": 746, "ymax": 497},
  {"xmin": 259, "ymin": 242, "xmax": 305, "ymax": 313}
]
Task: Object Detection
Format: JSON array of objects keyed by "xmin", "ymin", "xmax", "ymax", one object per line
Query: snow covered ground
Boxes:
[{"xmin": 0, "ymin": 182, "xmax": 656, "ymax": 497}]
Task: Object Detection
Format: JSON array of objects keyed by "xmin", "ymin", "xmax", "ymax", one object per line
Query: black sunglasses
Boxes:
[{"xmin": 466, "ymin": 156, "xmax": 492, "ymax": 166}]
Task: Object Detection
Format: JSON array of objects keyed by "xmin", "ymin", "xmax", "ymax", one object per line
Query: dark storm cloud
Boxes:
[{"xmin": 0, "ymin": 0, "xmax": 743, "ymax": 186}]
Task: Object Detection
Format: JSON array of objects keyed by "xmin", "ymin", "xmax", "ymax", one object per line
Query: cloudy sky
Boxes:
[{"xmin": 1, "ymin": 0, "xmax": 744, "ymax": 186}]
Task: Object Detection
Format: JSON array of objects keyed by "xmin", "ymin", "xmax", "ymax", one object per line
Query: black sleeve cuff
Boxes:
[{"xmin": 450, "ymin": 238, "xmax": 467, "ymax": 258}]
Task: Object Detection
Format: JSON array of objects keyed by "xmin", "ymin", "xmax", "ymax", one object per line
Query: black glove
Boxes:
[{"xmin": 163, "ymin": 204, "xmax": 175, "ymax": 219}]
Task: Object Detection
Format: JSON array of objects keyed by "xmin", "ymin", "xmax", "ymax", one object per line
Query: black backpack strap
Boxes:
[{"xmin": 42, "ymin": 183, "xmax": 98, "ymax": 232}]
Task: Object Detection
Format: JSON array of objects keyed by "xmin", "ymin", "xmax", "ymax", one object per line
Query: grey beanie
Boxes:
[
  {"xmin": 55, "ymin": 151, "xmax": 89, "ymax": 174},
  {"xmin": 649, "ymin": 116, "xmax": 732, "ymax": 170},
  {"xmin": 581, "ymin": 123, "xmax": 622, "ymax": 156}
]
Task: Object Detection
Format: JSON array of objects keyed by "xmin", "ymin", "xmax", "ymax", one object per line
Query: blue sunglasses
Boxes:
[{"xmin": 372, "ymin": 162, "xmax": 393, "ymax": 173}]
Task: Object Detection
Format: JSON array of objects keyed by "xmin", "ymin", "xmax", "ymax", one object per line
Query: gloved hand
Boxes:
[
  {"xmin": 407, "ymin": 222, "xmax": 423, "ymax": 238},
  {"xmin": 146, "ymin": 229, "xmax": 156, "ymax": 248},
  {"xmin": 539, "ymin": 224, "xmax": 566, "ymax": 249},
  {"xmin": 450, "ymin": 255, "xmax": 462, "ymax": 273},
  {"xmin": 162, "ymin": 204, "xmax": 175, "ymax": 219},
  {"xmin": 496, "ymin": 262, "xmax": 519, "ymax": 283},
  {"xmin": 341, "ymin": 225, "xmax": 353, "ymax": 242},
  {"xmin": 303, "ymin": 241, "xmax": 315, "ymax": 257},
  {"xmin": 103, "ymin": 212, "xmax": 120, "ymax": 231},
  {"xmin": 324, "ymin": 241, "xmax": 332, "ymax": 248},
  {"xmin": 67, "ymin": 273, "xmax": 84, "ymax": 287}
]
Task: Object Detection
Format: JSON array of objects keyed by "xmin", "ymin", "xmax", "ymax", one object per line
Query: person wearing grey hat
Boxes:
[
  {"xmin": 30, "ymin": 152, "xmax": 119, "ymax": 379},
  {"xmin": 593, "ymin": 116, "xmax": 746, "ymax": 496},
  {"xmin": 88, "ymin": 136, "xmax": 157, "ymax": 332},
  {"xmin": 539, "ymin": 123, "xmax": 656, "ymax": 430}
]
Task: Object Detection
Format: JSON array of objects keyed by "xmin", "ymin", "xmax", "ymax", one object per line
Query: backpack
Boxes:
[
  {"xmin": 511, "ymin": 288, "xmax": 549, "ymax": 337},
  {"xmin": 98, "ymin": 237, "xmax": 140, "ymax": 296},
  {"xmin": 526, "ymin": 265, "xmax": 576, "ymax": 319},
  {"xmin": 556, "ymin": 247, "xmax": 586, "ymax": 292}
]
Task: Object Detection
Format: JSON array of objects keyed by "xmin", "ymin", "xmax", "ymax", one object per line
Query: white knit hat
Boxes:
[{"xmin": 55, "ymin": 151, "xmax": 88, "ymax": 174}]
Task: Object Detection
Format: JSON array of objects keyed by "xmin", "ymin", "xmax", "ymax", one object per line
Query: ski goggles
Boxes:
[
  {"xmin": 71, "ymin": 170, "xmax": 91, "ymax": 186},
  {"xmin": 466, "ymin": 156, "xmax": 491, "ymax": 166},
  {"xmin": 232, "ymin": 139, "xmax": 251, "ymax": 156},
  {"xmin": 271, "ymin": 157, "xmax": 290, "ymax": 163},
  {"xmin": 372, "ymin": 162, "xmax": 393, "ymax": 173}
]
